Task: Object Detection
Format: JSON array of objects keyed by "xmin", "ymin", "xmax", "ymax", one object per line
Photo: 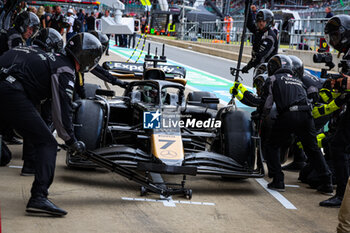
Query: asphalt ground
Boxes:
[{"xmin": 0, "ymin": 44, "xmax": 340, "ymax": 233}]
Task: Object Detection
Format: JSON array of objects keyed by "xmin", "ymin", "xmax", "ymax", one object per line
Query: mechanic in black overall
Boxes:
[
  {"xmin": 259, "ymin": 54, "xmax": 333, "ymax": 193},
  {"xmin": 20, "ymin": 28, "xmax": 65, "ymax": 176},
  {"xmin": 241, "ymin": 9, "xmax": 278, "ymax": 74},
  {"xmin": 316, "ymin": 15, "xmax": 350, "ymax": 207},
  {"xmin": 0, "ymin": 11, "xmax": 40, "ymax": 145},
  {"xmin": 0, "ymin": 33, "xmax": 103, "ymax": 216},
  {"xmin": 281, "ymin": 55, "xmax": 327, "ymax": 171}
]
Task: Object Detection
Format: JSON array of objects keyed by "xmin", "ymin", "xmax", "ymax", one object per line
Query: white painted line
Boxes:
[
  {"xmin": 160, "ymin": 195, "xmax": 176, "ymax": 207},
  {"xmin": 255, "ymin": 178, "xmax": 297, "ymax": 210},
  {"xmin": 9, "ymin": 165, "xmax": 22, "ymax": 169},
  {"xmin": 285, "ymin": 185, "xmax": 300, "ymax": 188},
  {"xmin": 121, "ymin": 197, "xmax": 215, "ymax": 207}
]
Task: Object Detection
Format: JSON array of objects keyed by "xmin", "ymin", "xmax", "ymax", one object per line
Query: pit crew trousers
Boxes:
[
  {"xmin": 0, "ymin": 78, "xmax": 57, "ymax": 197},
  {"xmin": 329, "ymin": 106, "xmax": 350, "ymax": 197},
  {"xmin": 264, "ymin": 111, "xmax": 332, "ymax": 183}
]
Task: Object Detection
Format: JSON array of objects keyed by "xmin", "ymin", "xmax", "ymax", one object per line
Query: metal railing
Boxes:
[
  {"xmin": 198, "ymin": 19, "xmax": 282, "ymax": 46},
  {"xmin": 288, "ymin": 18, "xmax": 329, "ymax": 51},
  {"xmin": 177, "ymin": 22, "xmax": 199, "ymax": 41}
]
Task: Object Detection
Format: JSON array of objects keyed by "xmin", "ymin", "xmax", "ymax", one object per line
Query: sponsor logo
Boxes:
[
  {"xmin": 143, "ymin": 110, "xmax": 162, "ymax": 129},
  {"xmin": 143, "ymin": 111, "xmax": 221, "ymax": 129}
]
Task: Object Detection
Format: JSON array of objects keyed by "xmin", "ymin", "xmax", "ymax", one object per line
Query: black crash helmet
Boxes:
[
  {"xmin": 289, "ymin": 55, "xmax": 304, "ymax": 79},
  {"xmin": 256, "ymin": 9, "xmax": 274, "ymax": 31},
  {"xmin": 254, "ymin": 63, "xmax": 268, "ymax": 78},
  {"xmin": 267, "ymin": 54, "xmax": 293, "ymax": 76},
  {"xmin": 89, "ymin": 30, "xmax": 109, "ymax": 53},
  {"xmin": 324, "ymin": 15, "xmax": 350, "ymax": 53},
  {"xmin": 65, "ymin": 32, "xmax": 103, "ymax": 73},
  {"xmin": 14, "ymin": 11, "xmax": 40, "ymax": 36},
  {"xmin": 33, "ymin": 28, "xmax": 64, "ymax": 53}
]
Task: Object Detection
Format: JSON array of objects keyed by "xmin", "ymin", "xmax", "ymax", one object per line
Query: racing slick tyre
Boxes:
[
  {"xmin": 66, "ymin": 99, "xmax": 104, "ymax": 168},
  {"xmin": 221, "ymin": 110, "xmax": 254, "ymax": 167},
  {"xmin": 187, "ymin": 91, "xmax": 218, "ymax": 110},
  {"xmin": 85, "ymin": 83, "xmax": 101, "ymax": 99}
]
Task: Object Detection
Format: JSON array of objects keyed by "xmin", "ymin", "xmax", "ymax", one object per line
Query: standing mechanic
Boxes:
[
  {"xmin": 256, "ymin": 54, "xmax": 333, "ymax": 193},
  {"xmin": 0, "ymin": 33, "xmax": 103, "ymax": 216},
  {"xmin": 241, "ymin": 9, "xmax": 278, "ymax": 74},
  {"xmin": 313, "ymin": 15, "xmax": 350, "ymax": 207}
]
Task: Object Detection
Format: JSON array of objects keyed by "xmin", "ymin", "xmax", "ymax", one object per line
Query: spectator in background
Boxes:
[
  {"xmin": 41, "ymin": 6, "xmax": 52, "ymax": 28},
  {"xmin": 48, "ymin": 5, "xmax": 64, "ymax": 35},
  {"xmin": 37, "ymin": 6, "xmax": 44, "ymax": 28},
  {"xmin": 66, "ymin": 9, "xmax": 76, "ymax": 41},
  {"xmin": 86, "ymin": 11, "xmax": 96, "ymax": 31},
  {"xmin": 325, "ymin": 7, "xmax": 333, "ymax": 18},
  {"xmin": 102, "ymin": 10, "xmax": 111, "ymax": 55},
  {"xmin": 77, "ymin": 9, "xmax": 85, "ymax": 32}
]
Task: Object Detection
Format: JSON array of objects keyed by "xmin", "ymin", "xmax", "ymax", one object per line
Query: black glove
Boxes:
[
  {"xmin": 69, "ymin": 141, "xmax": 86, "ymax": 154},
  {"xmin": 241, "ymin": 65, "xmax": 250, "ymax": 74}
]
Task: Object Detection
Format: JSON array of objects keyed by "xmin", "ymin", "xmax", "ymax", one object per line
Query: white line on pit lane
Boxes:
[
  {"xmin": 255, "ymin": 178, "xmax": 297, "ymax": 210},
  {"xmin": 121, "ymin": 197, "xmax": 215, "ymax": 207},
  {"xmin": 9, "ymin": 165, "xmax": 22, "ymax": 169}
]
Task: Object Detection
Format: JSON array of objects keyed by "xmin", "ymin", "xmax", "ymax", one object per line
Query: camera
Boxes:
[
  {"xmin": 313, "ymin": 52, "xmax": 335, "ymax": 70},
  {"xmin": 339, "ymin": 60, "xmax": 350, "ymax": 74}
]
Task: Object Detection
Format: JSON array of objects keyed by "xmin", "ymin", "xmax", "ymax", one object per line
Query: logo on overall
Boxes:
[{"xmin": 143, "ymin": 110, "xmax": 162, "ymax": 129}]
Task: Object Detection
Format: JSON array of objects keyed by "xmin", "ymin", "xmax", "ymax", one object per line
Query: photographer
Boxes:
[{"xmin": 315, "ymin": 15, "xmax": 350, "ymax": 207}]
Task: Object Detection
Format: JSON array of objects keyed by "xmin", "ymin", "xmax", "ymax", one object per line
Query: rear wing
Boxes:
[{"xmin": 103, "ymin": 61, "xmax": 186, "ymax": 79}]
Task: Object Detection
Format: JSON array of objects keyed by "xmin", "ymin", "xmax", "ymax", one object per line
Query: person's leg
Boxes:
[
  {"xmin": 295, "ymin": 112, "xmax": 332, "ymax": 193},
  {"xmin": 0, "ymin": 80, "xmax": 66, "ymax": 216},
  {"xmin": 264, "ymin": 115, "xmax": 293, "ymax": 191}
]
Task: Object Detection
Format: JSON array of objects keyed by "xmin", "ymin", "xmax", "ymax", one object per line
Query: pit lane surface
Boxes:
[{"xmin": 0, "ymin": 50, "xmax": 339, "ymax": 233}]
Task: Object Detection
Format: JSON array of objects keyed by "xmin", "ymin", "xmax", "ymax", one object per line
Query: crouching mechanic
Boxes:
[
  {"xmin": 0, "ymin": 11, "xmax": 40, "ymax": 55},
  {"xmin": 0, "ymin": 32, "xmax": 103, "ymax": 216},
  {"xmin": 241, "ymin": 8, "xmax": 278, "ymax": 74}
]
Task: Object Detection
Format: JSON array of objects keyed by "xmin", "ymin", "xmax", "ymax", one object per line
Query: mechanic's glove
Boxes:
[
  {"xmin": 69, "ymin": 141, "xmax": 86, "ymax": 154},
  {"xmin": 316, "ymin": 133, "xmax": 326, "ymax": 148},
  {"xmin": 296, "ymin": 141, "xmax": 303, "ymax": 150},
  {"xmin": 234, "ymin": 91, "xmax": 244, "ymax": 100},
  {"xmin": 241, "ymin": 65, "xmax": 250, "ymax": 74},
  {"xmin": 312, "ymin": 100, "xmax": 340, "ymax": 119},
  {"xmin": 230, "ymin": 82, "xmax": 248, "ymax": 94}
]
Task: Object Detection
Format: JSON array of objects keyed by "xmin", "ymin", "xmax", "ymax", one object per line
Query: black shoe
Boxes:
[
  {"xmin": 267, "ymin": 180, "xmax": 285, "ymax": 192},
  {"xmin": 319, "ymin": 195, "xmax": 343, "ymax": 207},
  {"xmin": 4, "ymin": 136, "xmax": 22, "ymax": 145},
  {"xmin": 317, "ymin": 183, "xmax": 334, "ymax": 196},
  {"xmin": 282, "ymin": 161, "xmax": 306, "ymax": 171},
  {"xmin": 26, "ymin": 196, "xmax": 67, "ymax": 216}
]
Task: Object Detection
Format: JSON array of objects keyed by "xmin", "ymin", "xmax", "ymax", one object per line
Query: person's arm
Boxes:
[
  {"xmin": 7, "ymin": 34, "xmax": 23, "ymax": 49},
  {"xmin": 50, "ymin": 67, "xmax": 77, "ymax": 145},
  {"xmin": 246, "ymin": 9, "xmax": 257, "ymax": 34},
  {"xmin": 261, "ymin": 76, "xmax": 275, "ymax": 117},
  {"xmin": 246, "ymin": 36, "xmax": 275, "ymax": 70},
  {"xmin": 91, "ymin": 64, "xmax": 127, "ymax": 88}
]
